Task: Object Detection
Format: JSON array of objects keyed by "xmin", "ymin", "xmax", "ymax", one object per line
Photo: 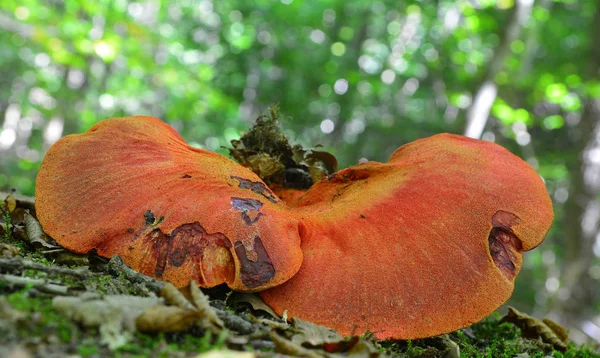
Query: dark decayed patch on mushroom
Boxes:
[
  {"xmin": 144, "ymin": 210, "xmax": 156, "ymax": 225},
  {"xmin": 234, "ymin": 236, "xmax": 275, "ymax": 289},
  {"xmin": 231, "ymin": 197, "xmax": 264, "ymax": 226},
  {"xmin": 488, "ymin": 228, "xmax": 519, "ymax": 278},
  {"xmin": 144, "ymin": 210, "xmax": 164, "ymax": 226},
  {"xmin": 144, "ymin": 222, "xmax": 233, "ymax": 283},
  {"xmin": 488, "ymin": 211, "xmax": 523, "ymax": 279},
  {"xmin": 231, "ymin": 176, "xmax": 278, "ymax": 203}
]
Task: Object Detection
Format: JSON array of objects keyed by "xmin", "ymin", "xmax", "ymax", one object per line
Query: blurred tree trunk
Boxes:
[
  {"xmin": 557, "ymin": 0, "xmax": 600, "ymax": 337},
  {"xmin": 463, "ymin": 0, "xmax": 532, "ymax": 139}
]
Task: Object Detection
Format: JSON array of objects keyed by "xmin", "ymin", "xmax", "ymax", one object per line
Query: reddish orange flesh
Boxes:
[
  {"xmin": 36, "ymin": 116, "xmax": 303, "ymax": 291},
  {"xmin": 261, "ymin": 134, "xmax": 553, "ymax": 339}
]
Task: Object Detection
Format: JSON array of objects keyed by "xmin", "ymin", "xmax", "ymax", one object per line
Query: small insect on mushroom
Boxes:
[{"xmin": 35, "ymin": 116, "xmax": 304, "ymax": 291}]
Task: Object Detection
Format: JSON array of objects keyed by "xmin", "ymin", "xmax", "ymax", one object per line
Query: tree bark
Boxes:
[
  {"xmin": 556, "ymin": 0, "xmax": 600, "ymax": 340},
  {"xmin": 463, "ymin": 0, "xmax": 533, "ymax": 139}
]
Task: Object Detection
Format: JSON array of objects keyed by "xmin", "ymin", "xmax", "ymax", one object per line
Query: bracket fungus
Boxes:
[
  {"xmin": 35, "ymin": 116, "xmax": 303, "ymax": 291},
  {"xmin": 260, "ymin": 133, "xmax": 553, "ymax": 340},
  {"xmin": 36, "ymin": 116, "xmax": 553, "ymax": 340}
]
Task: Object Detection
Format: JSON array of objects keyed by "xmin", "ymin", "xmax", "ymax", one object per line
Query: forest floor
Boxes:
[{"xmin": 1, "ymin": 192, "xmax": 599, "ymax": 358}]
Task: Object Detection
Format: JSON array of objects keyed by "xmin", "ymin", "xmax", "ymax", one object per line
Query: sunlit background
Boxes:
[{"xmin": 1, "ymin": 0, "xmax": 599, "ymax": 345}]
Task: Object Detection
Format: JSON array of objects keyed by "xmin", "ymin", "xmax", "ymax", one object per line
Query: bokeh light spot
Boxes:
[
  {"xmin": 331, "ymin": 42, "xmax": 346, "ymax": 56},
  {"xmin": 381, "ymin": 69, "xmax": 395, "ymax": 84},
  {"xmin": 320, "ymin": 119, "xmax": 335, "ymax": 134},
  {"xmin": 333, "ymin": 79, "xmax": 348, "ymax": 95}
]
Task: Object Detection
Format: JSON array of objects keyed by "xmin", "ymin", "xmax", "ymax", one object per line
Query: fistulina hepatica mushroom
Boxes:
[
  {"xmin": 35, "ymin": 116, "xmax": 304, "ymax": 291},
  {"xmin": 260, "ymin": 133, "xmax": 553, "ymax": 339},
  {"xmin": 36, "ymin": 116, "xmax": 553, "ymax": 340}
]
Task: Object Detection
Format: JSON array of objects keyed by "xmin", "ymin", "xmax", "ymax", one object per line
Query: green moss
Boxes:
[
  {"xmin": 1, "ymin": 284, "xmax": 598, "ymax": 357},
  {"xmin": 2, "ymin": 246, "xmax": 598, "ymax": 358},
  {"xmin": 5, "ymin": 289, "xmax": 75, "ymax": 344},
  {"xmin": 77, "ymin": 343, "xmax": 100, "ymax": 357},
  {"xmin": 231, "ymin": 104, "xmax": 293, "ymax": 162},
  {"xmin": 379, "ymin": 314, "xmax": 599, "ymax": 358}
]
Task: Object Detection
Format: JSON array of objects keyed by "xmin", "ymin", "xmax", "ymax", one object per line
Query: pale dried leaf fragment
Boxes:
[
  {"xmin": 2, "ymin": 193, "xmax": 16, "ymax": 213},
  {"xmin": 270, "ymin": 331, "xmax": 324, "ymax": 358},
  {"xmin": 23, "ymin": 210, "xmax": 58, "ymax": 249},
  {"xmin": 150, "ymin": 281, "xmax": 227, "ymax": 334},
  {"xmin": 346, "ymin": 340, "xmax": 381, "ymax": 357},
  {"xmin": 136, "ymin": 305, "xmax": 202, "ymax": 333},
  {"xmin": 0, "ymin": 191, "xmax": 35, "ymax": 212},
  {"xmin": 501, "ymin": 307, "xmax": 568, "ymax": 352},
  {"xmin": 190, "ymin": 280, "xmax": 224, "ymax": 328},
  {"xmin": 227, "ymin": 292, "xmax": 280, "ymax": 319},
  {"xmin": 289, "ymin": 318, "xmax": 343, "ymax": 347},
  {"xmin": 161, "ymin": 282, "xmax": 195, "ymax": 310},
  {"xmin": 542, "ymin": 318, "xmax": 569, "ymax": 343}
]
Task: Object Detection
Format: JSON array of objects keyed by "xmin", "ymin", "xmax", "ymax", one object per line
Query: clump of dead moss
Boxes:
[{"xmin": 229, "ymin": 104, "xmax": 337, "ymax": 191}]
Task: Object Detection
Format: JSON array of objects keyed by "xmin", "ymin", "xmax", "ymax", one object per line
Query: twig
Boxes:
[
  {"xmin": 0, "ymin": 257, "xmax": 89, "ymax": 278},
  {"xmin": 0, "ymin": 273, "xmax": 68, "ymax": 295},
  {"xmin": 107, "ymin": 255, "xmax": 164, "ymax": 293},
  {"xmin": 213, "ymin": 307, "xmax": 256, "ymax": 335},
  {"xmin": 190, "ymin": 281, "xmax": 225, "ymax": 329}
]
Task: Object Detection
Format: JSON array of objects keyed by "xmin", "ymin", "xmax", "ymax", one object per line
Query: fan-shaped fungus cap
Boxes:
[
  {"xmin": 261, "ymin": 133, "xmax": 553, "ymax": 339},
  {"xmin": 36, "ymin": 116, "xmax": 303, "ymax": 291}
]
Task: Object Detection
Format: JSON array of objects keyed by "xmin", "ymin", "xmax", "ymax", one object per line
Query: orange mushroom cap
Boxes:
[
  {"xmin": 261, "ymin": 133, "xmax": 553, "ymax": 339},
  {"xmin": 36, "ymin": 116, "xmax": 303, "ymax": 291}
]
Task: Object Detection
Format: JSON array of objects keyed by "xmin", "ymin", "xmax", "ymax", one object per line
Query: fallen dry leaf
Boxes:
[
  {"xmin": 271, "ymin": 331, "xmax": 324, "ymax": 358},
  {"xmin": 542, "ymin": 317, "xmax": 569, "ymax": 343},
  {"xmin": 500, "ymin": 306, "xmax": 568, "ymax": 352},
  {"xmin": 2, "ymin": 192, "xmax": 17, "ymax": 214},
  {"xmin": 227, "ymin": 292, "xmax": 279, "ymax": 320},
  {"xmin": 23, "ymin": 210, "xmax": 58, "ymax": 250},
  {"xmin": 289, "ymin": 318, "xmax": 343, "ymax": 347},
  {"xmin": 271, "ymin": 317, "xmax": 380, "ymax": 357},
  {"xmin": 138, "ymin": 282, "xmax": 227, "ymax": 334}
]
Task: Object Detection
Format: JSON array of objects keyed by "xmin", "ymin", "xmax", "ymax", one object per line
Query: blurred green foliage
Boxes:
[{"xmin": 1, "ymin": 0, "xmax": 599, "ymax": 344}]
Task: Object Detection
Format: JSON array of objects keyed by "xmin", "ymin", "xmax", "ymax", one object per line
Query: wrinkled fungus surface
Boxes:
[{"xmin": 35, "ymin": 116, "xmax": 303, "ymax": 291}]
